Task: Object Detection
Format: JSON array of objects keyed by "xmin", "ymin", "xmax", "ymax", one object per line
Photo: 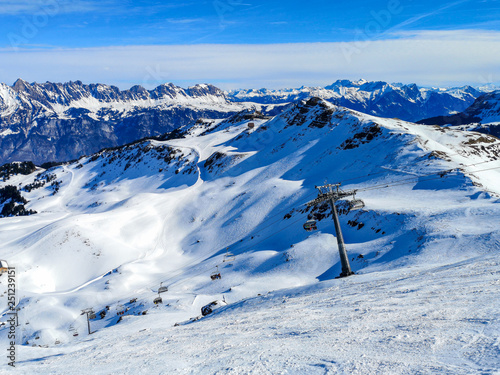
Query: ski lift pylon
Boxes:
[{"xmin": 303, "ymin": 219, "xmax": 317, "ymax": 232}]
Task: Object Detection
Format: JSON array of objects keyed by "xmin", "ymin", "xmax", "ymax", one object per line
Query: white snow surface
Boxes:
[{"xmin": 0, "ymin": 99, "xmax": 499, "ymax": 374}]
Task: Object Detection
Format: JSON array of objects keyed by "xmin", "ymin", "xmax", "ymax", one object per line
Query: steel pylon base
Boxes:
[{"xmin": 335, "ymin": 271, "xmax": 355, "ymax": 279}]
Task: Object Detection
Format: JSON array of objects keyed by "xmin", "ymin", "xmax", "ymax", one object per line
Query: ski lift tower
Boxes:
[
  {"xmin": 81, "ymin": 308, "xmax": 95, "ymax": 335},
  {"xmin": 307, "ymin": 183, "xmax": 363, "ymax": 278}
]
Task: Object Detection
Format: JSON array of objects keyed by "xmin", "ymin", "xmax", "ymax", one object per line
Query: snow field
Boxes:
[{"xmin": 0, "ymin": 99, "xmax": 499, "ymax": 373}]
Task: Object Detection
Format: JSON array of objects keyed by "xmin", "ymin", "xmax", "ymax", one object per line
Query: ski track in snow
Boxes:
[
  {"xmin": 12, "ymin": 256, "xmax": 500, "ymax": 374},
  {"xmin": 0, "ymin": 99, "xmax": 499, "ymax": 373}
]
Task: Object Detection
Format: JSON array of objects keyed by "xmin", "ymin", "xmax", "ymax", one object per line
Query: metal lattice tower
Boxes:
[
  {"xmin": 307, "ymin": 183, "xmax": 357, "ymax": 278},
  {"xmin": 81, "ymin": 308, "xmax": 95, "ymax": 335}
]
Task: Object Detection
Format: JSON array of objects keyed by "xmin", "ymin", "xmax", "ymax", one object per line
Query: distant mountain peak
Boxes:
[
  {"xmin": 12, "ymin": 78, "xmax": 31, "ymax": 92},
  {"xmin": 228, "ymin": 79, "xmax": 484, "ymax": 122},
  {"xmin": 0, "ymin": 78, "xmax": 241, "ymax": 165},
  {"xmin": 0, "ymin": 77, "xmax": 493, "ymax": 166}
]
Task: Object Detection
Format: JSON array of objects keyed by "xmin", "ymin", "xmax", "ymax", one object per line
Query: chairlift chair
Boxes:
[
  {"xmin": 223, "ymin": 248, "xmax": 236, "ymax": 263},
  {"xmin": 69, "ymin": 326, "xmax": 79, "ymax": 337},
  {"xmin": 0, "ymin": 260, "xmax": 9, "ymax": 275},
  {"xmin": 303, "ymin": 219, "xmax": 317, "ymax": 232},
  {"xmin": 158, "ymin": 282, "xmax": 168, "ymax": 294},
  {"xmin": 349, "ymin": 199, "xmax": 365, "ymax": 211},
  {"xmin": 153, "ymin": 296, "xmax": 162, "ymax": 305},
  {"xmin": 210, "ymin": 265, "xmax": 221, "ymax": 281},
  {"xmin": 116, "ymin": 304, "xmax": 125, "ymax": 315}
]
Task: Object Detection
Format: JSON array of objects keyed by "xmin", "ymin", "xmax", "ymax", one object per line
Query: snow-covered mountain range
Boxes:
[
  {"xmin": 419, "ymin": 89, "xmax": 500, "ymax": 139},
  {"xmin": 1, "ymin": 98, "xmax": 499, "ymax": 373},
  {"xmin": 0, "ymin": 79, "xmax": 258, "ymax": 165},
  {"xmin": 419, "ymin": 88, "xmax": 500, "ymax": 123},
  {"xmin": 464, "ymin": 90, "xmax": 500, "ymax": 124},
  {"xmin": 227, "ymin": 79, "xmax": 484, "ymax": 121},
  {"xmin": 0, "ymin": 79, "xmax": 489, "ymax": 166}
]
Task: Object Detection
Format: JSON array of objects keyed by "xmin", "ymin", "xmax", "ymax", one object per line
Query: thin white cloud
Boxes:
[
  {"xmin": 166, "ymin": 18, "xmax": 205, "ymax": 24},
  {"xmin": 390, "ymin": 29, "xmax": 500, "ymax": 40},
  {"xmin": 0, "ymin": 30, "xmax": 499, "ymax": 90},
  {"xmin": 0, "ymin": 0, "xmax": 101, "ymax": 15},
  {"xmin": 387, "ymin": 0, "xmax": 474, "ymax": 32},
  {"xmin": 0, "ymin": 1, "xmax": 44, "ymax": 15},
  {"xmin": 0, "ymin": 1, "xmax": 206, "ymax": 16}
]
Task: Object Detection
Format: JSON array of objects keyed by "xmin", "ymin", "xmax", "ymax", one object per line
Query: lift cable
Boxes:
[
  {"xmin": 89, "ymin": 210, "xmax": 312, "ymax": 318},
  {"xmin": 66, "ymin": 157, "xmax": 500, "ymax": 333},
  {"xmin": 91, "ymin": 159, "xmax": 500, "ymax": 312},
  {"xmin": 75, "ymin": 151, "xmax": 500, "ymax": 328},
  {"xmin": 358, "ymin": 164, "xmax": 500, "ymax": 193},
  {"xmin": 339, "ymin": 142, "xmax": 500, "ymax": 184}
]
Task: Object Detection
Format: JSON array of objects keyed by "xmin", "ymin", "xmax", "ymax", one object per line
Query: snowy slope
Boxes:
[
  {"xmin": 13, "ymin": 257, "xmax": 500, "ymax": 374},
  {"xmin": 0, "ymin": 99, "xmax": 500, "ymax": 373}
]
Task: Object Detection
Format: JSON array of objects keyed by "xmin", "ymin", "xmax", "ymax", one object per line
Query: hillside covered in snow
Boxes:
[
  {"xmin": 0, "ymin": 78, "xmax": 488, "ymax": 166},
  {"xmin": 0, "ymin": 98, "xmax": 499, "ymax": 373}
]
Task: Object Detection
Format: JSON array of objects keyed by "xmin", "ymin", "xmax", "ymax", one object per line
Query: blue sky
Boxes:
[{"xmin": 0, "ymin": 0, "xmax": 499, "ymax": 89}]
